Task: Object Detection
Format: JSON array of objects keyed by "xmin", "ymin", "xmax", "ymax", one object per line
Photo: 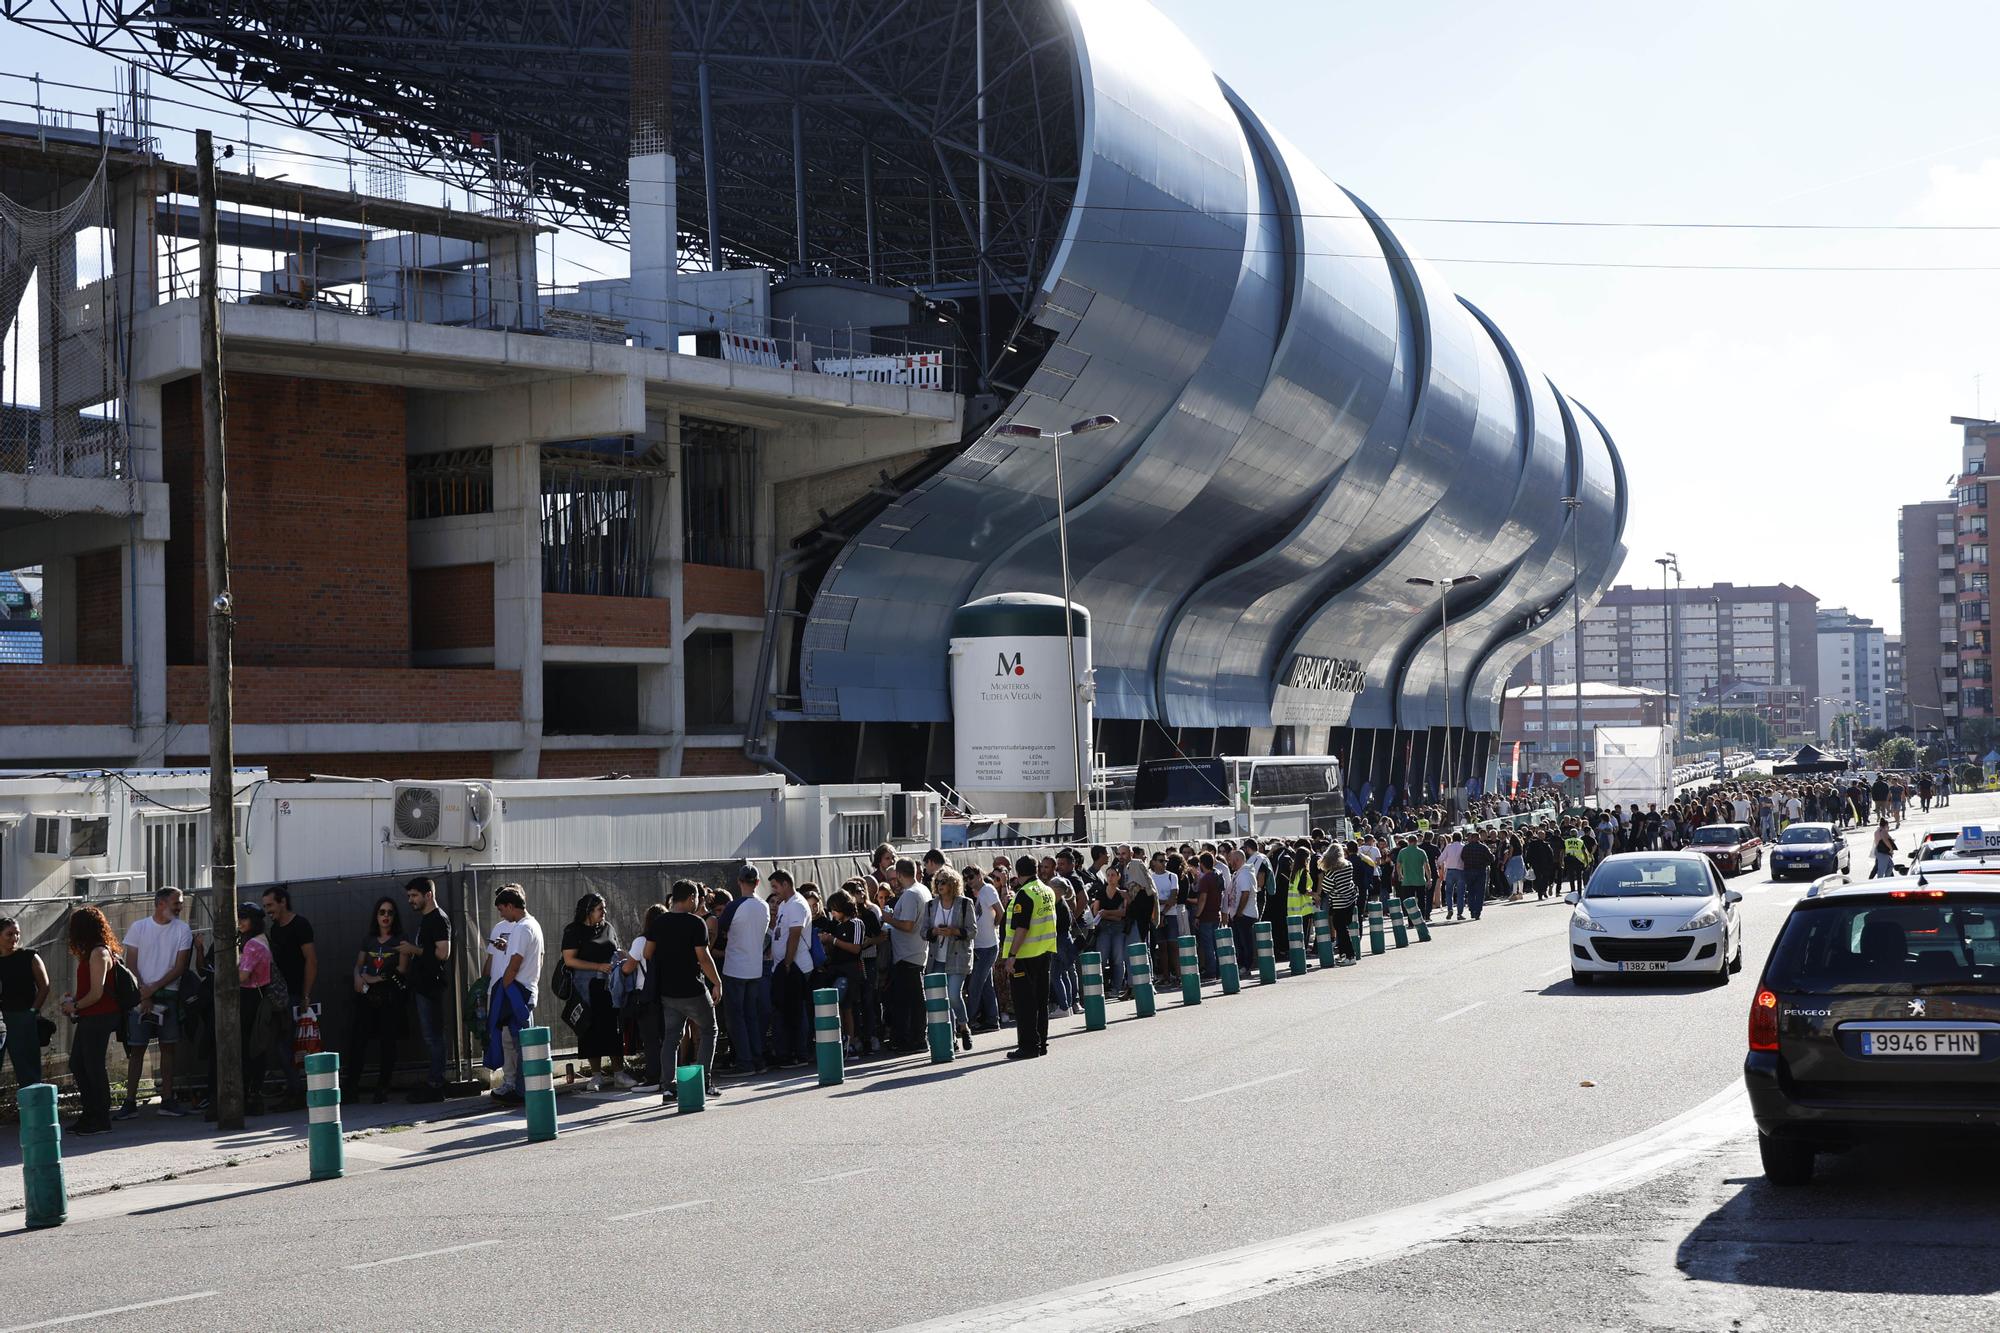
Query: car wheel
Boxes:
[
  {"xmin": 1758, "ymin": 1132, "xmax": 1814, "ymax": 1186},
  {"xmin": 1729, "ymin": 938, "xmax": 1744, "ymax": 974},
  {"xmin": 1570, "ymin": 970, "xmax": 1594, "ymax": 987}
]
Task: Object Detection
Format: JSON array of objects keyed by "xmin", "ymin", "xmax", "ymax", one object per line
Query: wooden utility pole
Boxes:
[{"xmin": 198, "ymin": 128, "xmax": 244, "ymax": 1131}]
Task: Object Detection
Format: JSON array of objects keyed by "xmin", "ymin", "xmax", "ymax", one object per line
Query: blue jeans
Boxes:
[
  {"xmin": 1196, "ymin": 921, "xmax": 1219, "ymax": 979},
  {"xmin": 968, "ymin": 946, "xmax": 999, "ymax": 1027},
  {"xmin": 1097, "ymin": 926, "xmax": 1128, "ymax": 994},
  {"xmin": 412, "ymin": 992, "xmax": 447, "ymax": 1088},
  {"xmin": 1051, "ymin": 938, "xmax": 1075, "ymax": 1012},
  {"xmin": 1443, "ymin": 868, "xmax": 1467, "ymax": 915},
  {"xmin": 3, "ymin": 1009, "xmax": 42, "ymax": 1088},
  {"xmin": 723, "ymin": 975, "xmax": 769, "ymax": 1070}
]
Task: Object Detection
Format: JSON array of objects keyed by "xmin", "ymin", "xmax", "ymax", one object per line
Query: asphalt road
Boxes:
[{"xmin": 4, "ymin": 793, "xmax": 1992, "ymax": 1332}]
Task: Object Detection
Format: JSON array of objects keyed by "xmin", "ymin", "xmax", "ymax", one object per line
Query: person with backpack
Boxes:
[
  {"xmin": 59, "ymin": 905, "xmax": 125, "ymax": 1135},
  {"xmin": 559, "ymin": 893, "xmax": 636, "ymax": 1092}
]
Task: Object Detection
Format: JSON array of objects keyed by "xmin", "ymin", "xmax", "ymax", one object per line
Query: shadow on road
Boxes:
[
  {"xmin": 1535, "ymin": 977, "xmax": 1725, "ymax": 997},
  {"xmin": 1677, "ymin": 1145, "xmax": 2000, "ymax": 1297}
]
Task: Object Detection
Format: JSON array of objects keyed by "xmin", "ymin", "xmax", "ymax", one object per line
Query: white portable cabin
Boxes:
[{"xmin": 0, "ymin": 769, "xmax": 941, "ymax": 899}]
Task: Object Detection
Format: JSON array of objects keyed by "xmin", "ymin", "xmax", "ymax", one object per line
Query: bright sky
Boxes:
[{"xmin": 8, "ymin": 1, "xmax": 1998, "ymax": 630}]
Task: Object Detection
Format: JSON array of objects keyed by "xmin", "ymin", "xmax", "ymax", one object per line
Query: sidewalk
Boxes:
[{"xmin": 0, "ymin": 1050, "xmax": 944, "ymax": 1215}]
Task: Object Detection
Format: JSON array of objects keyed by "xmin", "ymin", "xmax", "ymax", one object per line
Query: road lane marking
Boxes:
[
  {"xmin": 0, "ymin": 1292, "xmax": 218, "ymax": 1332},
  {"xmin": 345, "ymin": 1239, "xmax": 503, "ymax": 1271},
  {"xmin": 1433, "ymin": 1001, "xmax": 1486, "ymax": 1023},
  {"xmin": 892, "ymin": 1083, "xmax": 1750, "ymax": 1333},
  {"xmin": 1176, "ymin": 1070, "xmax": 1303, "ymax": 1104},
  {"xmin": 802, "ymin": 1167, "xmax": 875, "ymax": 1185},
  {"xmin": 610, "ymin": 1198, "xmax": 710, "ymax": 1222}
]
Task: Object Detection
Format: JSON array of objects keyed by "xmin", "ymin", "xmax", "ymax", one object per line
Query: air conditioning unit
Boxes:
[
  {"xmin": 390, "ymin": 782, "xmax": 492, "ymax": 848},
  {"xmin": 29, "ymin": 814, "xmax": 109, "ymax": 860}
]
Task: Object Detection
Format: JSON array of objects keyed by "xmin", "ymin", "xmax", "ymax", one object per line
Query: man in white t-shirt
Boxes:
[
  {"xmin": 765, "ymin": 869, "xmax": 814, "ymax": 1066},
  {"xmin": 484, "ymin": 884, "xmax": 544, "ymax": 1104},
  {"xmin": 717, "ymin": 864, "xmax": 771, "ymax": 1074},
  {"xmin": 117, "ymin": 887, "xmax": 194, "ymax": 1119},
  {"xmin": 966, "ymin": 864, "xmax": 1002, "ymax": 1031},
  {"xmin": 1224, "ymin": 847, "xmax": 1260, "ymax": 978}
]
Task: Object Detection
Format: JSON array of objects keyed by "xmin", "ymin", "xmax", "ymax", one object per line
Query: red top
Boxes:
[{"xmin": 74, "ymin": 951, "xmax": 120, "ymax": 1017}]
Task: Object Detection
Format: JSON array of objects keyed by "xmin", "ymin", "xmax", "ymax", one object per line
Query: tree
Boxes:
[
  {"xmin": 1856, "ymin": 726, "xmax": 1891, "ymax": 753},
  {"xmin": 1686, "ymin": 707, "xmax": 1774, "ymax": 749},
  {"xmin": 1871, "ymin": 737, "xmax": 1917, "ymax": 771}
]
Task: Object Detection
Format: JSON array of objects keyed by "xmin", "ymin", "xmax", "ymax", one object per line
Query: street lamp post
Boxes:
[
  {"xmin": 994, "ymin": 413, "xmax": 1119, "ymax": 838},
  {"xmin": 1561, "ymin": 495, "xmax": 1584, "ymax": 804},
  {"xmin": 1408, "ymin": 573, "xmax": 1481, "ymax": 811}
]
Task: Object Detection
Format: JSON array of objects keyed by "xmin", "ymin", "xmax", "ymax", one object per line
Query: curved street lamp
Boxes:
[
  {"xmin": 1408, "ymin": 573, "xmax": 1481, "ymax": 809},
  {"xmin": 994, "ymin": 414, "xmax": 1120, "ymax": 836}
]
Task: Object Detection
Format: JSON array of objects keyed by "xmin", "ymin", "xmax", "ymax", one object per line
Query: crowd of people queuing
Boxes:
[{"xmin": 4, "ymin": 766, "xmax": 1948, "ymax": 1133}]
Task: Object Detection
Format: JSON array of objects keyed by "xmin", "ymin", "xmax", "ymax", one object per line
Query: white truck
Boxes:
[{"xmin": 1595, "ymin": 725, "xmax": 1677, "ymax": 811}]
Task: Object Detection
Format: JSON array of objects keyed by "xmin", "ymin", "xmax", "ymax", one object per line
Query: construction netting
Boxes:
[{"xmin": 0, "ymin": 148, "xmax": 130, "ymax": 485}]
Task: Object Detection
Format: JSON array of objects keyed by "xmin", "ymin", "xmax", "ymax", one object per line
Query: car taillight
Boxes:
[{"xmin": 1750, "ymin": 989, "xmax": 1780, "ymax": 1051}]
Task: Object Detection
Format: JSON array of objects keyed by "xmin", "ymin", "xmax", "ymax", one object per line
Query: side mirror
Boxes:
[
  {"xmin": 1894, "ymin": 863, "xmax": 1909, "ymax": 874},
  {"xmin": 1724, "ymin": 889, "xmax": 1743, "ymax": 905},
  {"xmin": 1563, "ymin": 891, "xmax": 1579, "ymax": 906}
]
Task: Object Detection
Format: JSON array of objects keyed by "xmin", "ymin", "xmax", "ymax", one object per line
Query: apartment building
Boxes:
[
  {"xmin": 1898, "ymin": 496, "xmax": 1958, "ymax": 737},
  {"xmin": 1543, "ymin": 582, "xmax": 1819, "ymax": 707},
  {"xmin": 1953, "ymin": 417, "xmax": 2000, "ymax": 722},
  {"xmin": 1815, "ymin": 607, "xmax": 1887, "ymax": 735}
]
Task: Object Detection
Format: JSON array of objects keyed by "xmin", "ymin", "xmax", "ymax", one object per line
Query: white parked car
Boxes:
[{"xmin": 1568, "ymin": 851, "xmax": 1743, "ymax": 986}]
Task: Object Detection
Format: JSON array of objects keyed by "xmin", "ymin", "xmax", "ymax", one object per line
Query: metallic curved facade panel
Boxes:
[{"xmin": 800, "ymin": 0, "xmax": 1629, "ymax": 742}]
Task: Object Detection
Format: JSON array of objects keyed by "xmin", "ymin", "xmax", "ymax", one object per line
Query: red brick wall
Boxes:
[
  {"xmin": 679, "ymin": 746, "xmax": 762, "ymax": 777},
  {"xmin": 682, "ymin": 564, "xmax": 763, "ymax": 620},
  {"xmin": 541, "ymin": 592, "xmax": 670, "ymax": 648},
  {"xmin": 179, "ymin": 752, "xmax": 497, "ymax": 782},
  {"xmin": 166, "ymin": 666, "xmax": 520, "ymax": 726},
  {"xmin": 163, "ymin": 374, "xmax": 410, "ymax": 668},
  {"xmin": 74, "ymin": 550, "xmax": 123, "ymax": 666},
  {"xmin": 411, "ymin": 564, "xmax": 495, "ymax": 652},
  {"xmin": 536, "ymin": 748, "xmax": 661, "ymax": 779},
  {"xmin": 0, "ymin": 665, "xmax": 131, "ymax": 726}
]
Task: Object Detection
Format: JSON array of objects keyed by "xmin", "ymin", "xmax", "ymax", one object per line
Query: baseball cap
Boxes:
[{"xmin": 737, "ymin": 862, "xmax": 761, "ymax": 883}]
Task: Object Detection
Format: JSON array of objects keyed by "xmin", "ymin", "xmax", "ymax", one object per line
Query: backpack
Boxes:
[
  {"xmin": 808, "ymin": 924, "xmax": 828, "ymax": 970},
  {"xmin": 109, "ymin": 957, "xmax": 142, "ymax": 1012}
]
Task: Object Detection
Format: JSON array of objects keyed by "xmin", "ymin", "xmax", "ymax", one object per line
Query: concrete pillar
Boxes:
[
  {"xmin": 127, "ymin": 537, "xmax": 167, "ymax": 732},
  {"xmin": 658, "ymin": 409, "xmax": 687, "ymax": 775},
  {"xmin": 487, "ymin": 229, "xmax": 539, "ymax": 331},
  {"xmin": 38, "ymin": 555, "xmax": 78, "ymax": 664},
  {"xmin": 628, "ymin": 151, "xmax": 678, "ymax": 349},
  {"xmin": 492, "ymin": 441, "xmax": 543, "ymax": 778},
  {"xmin": 111, "ymin": 167, "xmax": 160, "ymax": 318}
]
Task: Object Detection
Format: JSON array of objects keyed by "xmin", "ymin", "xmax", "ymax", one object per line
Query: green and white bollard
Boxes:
[
  {"xmin": 1129, "ymin": 942, "xmax": 1156, "ymax": 1018},
  {"xmin": 304, "ymin": 1050, "xmax": 344, "ymax": 1181},
  {"xmin": 1368, "ymin": 900, "xmax": 1387, "ymax": 956},
  {"xmin": 813, "ymin": 986, "xmax": 845, "ymax": 1086},
  {"xmin": 1177, "ymin": 936, "xmax": 1202, "ymax": 1006},
  {"xmin": 1314, "ymin": 910, "xmax": 1337, "ymax": 969},
  {"xmin": 520, "ymin": 1026, "xmax": 558, "ymax": 1142},
  {"xmin": 18, "ymin": 1083, "xmax": 66, "ymax": 1230},
  {"xmin": 924, "ymin": 971, "xmax": 955, "ymax": 1064},
  {"xmin": 1217, "ymin": 926, "xmax": 1242, "ymax": 995},
  {"xmin": 1255, "ymin": 920, "xmax": 1277, "ymax": 985},
  {"xmin": 1287, "ymin": 914, "xmax": 1308, "ymax": 976},
  {"xmin": 1388, "ymin": 896, "xmax": 1411, "ymax": 949},
  {"xmin": 1405, "ymin": 896, "xmax": 1432, "ymax": 943},
  {"xmin": 675, "ymin": 1063, "xmax": 706, "ymax": 1113},
  {"xmin": 1081, "ymin": 951, "xmax": 1107, "ymax": 1030}
]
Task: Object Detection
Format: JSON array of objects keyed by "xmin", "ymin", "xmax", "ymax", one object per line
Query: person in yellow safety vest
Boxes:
[
  {"xmin": 1000, "ymin": 853, "xmax": 1056, "ymax": 1061},
  {"xmin": 1562, "ymin": 831, "xmax": 1589, "ymax": 896},
  {"xmin": 1282, "ymin": 843, "xmax": 1315, "ymax": 954}
]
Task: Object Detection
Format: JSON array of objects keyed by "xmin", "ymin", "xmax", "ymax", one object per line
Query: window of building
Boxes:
[
  {"xmin": 544, "ymin": 665, "xmax": 640, "ymax": 735},
  {"xmin": 542, "ymin": 447, "xmax": 663, "ymax": 597},
  {"xmin": 682, "ymin": 416, "xmax": 758, "ymax": 569},
  {"xmin": 143, "ymin": 814, "xmax": 205, "ymax": 891},
  {"xmin": 408, "ymin": 448, "xmax": 495, "ymax": 518},
  {"xmin": 685, "ymin": 631, "xmax": 736, "ymax": 730}
]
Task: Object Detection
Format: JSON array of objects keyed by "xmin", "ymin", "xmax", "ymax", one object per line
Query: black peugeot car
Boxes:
[{"xmin": 1744, "ymin": 877, "xmax": 2000, "ymax": 1185}]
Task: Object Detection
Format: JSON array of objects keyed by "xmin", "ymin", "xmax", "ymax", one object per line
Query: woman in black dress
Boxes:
[
  {"xmin": 350, "ymin": 896, "xmax": 409, "ymax": 1104},
  {"xmin": 561, "ymin": 893, "xmax": 634, "ymax": 1091}
]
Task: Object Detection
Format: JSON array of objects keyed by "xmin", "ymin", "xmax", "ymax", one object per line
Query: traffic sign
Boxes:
[{"xmin": 1561, "ymin": 756, "xmax": 1583, "ymax": 779}]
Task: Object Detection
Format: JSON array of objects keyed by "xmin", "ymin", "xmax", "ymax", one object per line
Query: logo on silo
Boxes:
[{"xmin": 996, "ymin": 651, "xmax": 1026, "ymax": 678}]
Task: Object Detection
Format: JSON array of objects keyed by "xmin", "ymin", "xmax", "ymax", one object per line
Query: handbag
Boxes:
[
  {"xmin": 550, "ymin": 961, "xmax": 576, "ymax": 1003},
  {"xmin": 560, "ymin": 993, "xmax": 591, "ymax": 1036}
]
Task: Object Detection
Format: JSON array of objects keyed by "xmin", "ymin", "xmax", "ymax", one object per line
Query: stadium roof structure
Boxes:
[{"xmin": 0, "ymin": 0, "xmax": 1080, "ymax": 292}]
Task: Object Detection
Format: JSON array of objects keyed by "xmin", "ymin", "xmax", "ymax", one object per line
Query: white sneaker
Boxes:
[
  {"xmin": 585, "ymin": 1074, "xmax": 605, "ymax": 1092},
  {"xmin": 611, "ymin": 1069, "xmax": 638, "ymax": 1090}
]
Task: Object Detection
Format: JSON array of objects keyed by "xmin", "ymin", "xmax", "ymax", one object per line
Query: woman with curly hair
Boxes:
[{"xmin": 59, "ymin": 906, "xmax": 122, "ymax": 1134}]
